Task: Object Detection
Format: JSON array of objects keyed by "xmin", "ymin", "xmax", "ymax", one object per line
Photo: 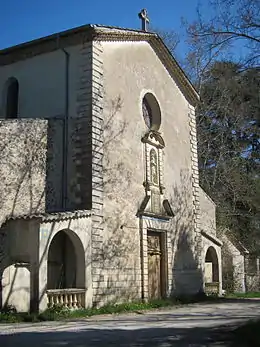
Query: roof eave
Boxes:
[{"xmin": 0, "ymin": 25, "xmax": 199, "ymax": 105}]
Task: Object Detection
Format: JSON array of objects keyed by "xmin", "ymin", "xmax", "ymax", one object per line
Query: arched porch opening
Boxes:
[
  {"xmin": 205, "ymin": 246, "xmax": 220, "ymax": 295},
  {"xmin": 47, "ymin": 229, "xmax": 85, "ymax": 308},
  {"xmin": 205, "ymin": 246, "xmax": 219, "ymax": 282}
]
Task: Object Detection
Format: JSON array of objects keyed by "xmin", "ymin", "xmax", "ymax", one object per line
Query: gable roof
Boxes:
[{"xmin": 0, "ymin": 24, "xmax": 199, "ymax": 105}]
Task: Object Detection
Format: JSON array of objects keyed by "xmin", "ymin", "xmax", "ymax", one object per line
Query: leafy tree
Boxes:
[{"xmin": 197, "ymin": 61, "xmax": 260, "ymax": 251}]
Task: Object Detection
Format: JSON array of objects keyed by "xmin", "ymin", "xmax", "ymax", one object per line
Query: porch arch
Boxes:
[
  {"xmin": 205, "ymin": 246, "xmax": 219, "ymax": 283},
  {"xmin": 47, "ymin": 229, "xmax": 85, "ymax": 290}
]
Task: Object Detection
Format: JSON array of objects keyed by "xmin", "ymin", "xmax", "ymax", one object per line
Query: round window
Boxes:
[
  {"xmin": 142, "ymin": 93, "xmax": 161, "ymax": 131},
  {"xmin": 142, "ymin": 97, "xmax": 152, "ymax": 129}
]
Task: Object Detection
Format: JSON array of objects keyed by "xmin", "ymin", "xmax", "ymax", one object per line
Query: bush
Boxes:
[
  {"xmin": 1, "ymin": 305, "xmax": 17, "ymax": 314},
  {"xmin": 38, "ymin": 304, "xmax": 70, "ymax": 321}
]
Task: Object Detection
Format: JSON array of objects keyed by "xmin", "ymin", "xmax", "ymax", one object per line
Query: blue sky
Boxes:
[{"xmin": 0, "ymin": 0, "xmax": 200, "ymax": 51}]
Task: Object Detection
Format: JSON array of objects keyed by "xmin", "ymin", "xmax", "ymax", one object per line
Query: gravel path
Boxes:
[{"xmin": 0, "ymin": 299, "xmax": 259, "ymax": 346}]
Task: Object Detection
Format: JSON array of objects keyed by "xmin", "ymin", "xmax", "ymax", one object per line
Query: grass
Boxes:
[
  {"xmin": 0, "ymin": 292, "xmax": 211, "ymax": 323},
  {"xmin": 225, "ymin": 291, "xmax": 260, "ymax": 299}
]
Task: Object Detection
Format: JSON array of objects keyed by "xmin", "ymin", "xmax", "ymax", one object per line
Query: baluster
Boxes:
[
  {"xmin": 73, "ymin": 293, "xmax": 78, "ymax": 309},
  {"xmin": 64, "ymin": 294, "xmax": 68, "ymax": 308},
  {"xmin": 77, "ymin": 293, "xmax": 82, "ymax": 308},
  {"xmin": 54, "ymin": 294, "xmax": 58, "ymax": 305},
  {"xmin": 69, "ymin": 294, "xmax": 73, "ymax": 308},
  {"xmin": 60, "ymin": 294, "xmax": 64, "ymax": 305},
  {"xmin": 50, "ymin": 294, "xmax": 54, "ymax": 307}
]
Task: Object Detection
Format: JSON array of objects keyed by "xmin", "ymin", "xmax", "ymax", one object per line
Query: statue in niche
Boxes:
[{"xmin": 150, "ymin": 148, "xmax": 158, "ymax": 185}]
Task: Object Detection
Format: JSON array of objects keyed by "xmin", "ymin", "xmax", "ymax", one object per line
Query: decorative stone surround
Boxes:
[
  {"xmin": 140, "ymin": 217, "xmax": 173, "ymax": 300},
  {"xmin": 188, "ymin": 104, "xmax": 203, "ymax": 269}
]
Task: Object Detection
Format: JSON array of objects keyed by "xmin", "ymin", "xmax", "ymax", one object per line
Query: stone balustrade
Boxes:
[
  {"xmin": 46, "ymin": 288, "xmax": 85, "ymax": 309},
  {"xmin": 205, "ymin": 282, "xmax": 219, "ymax": 295}
]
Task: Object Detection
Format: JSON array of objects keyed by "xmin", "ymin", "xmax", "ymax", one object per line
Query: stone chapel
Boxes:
[{"xmin": 0, "ymin": 18, "xmax": 223, "ymax": 312}]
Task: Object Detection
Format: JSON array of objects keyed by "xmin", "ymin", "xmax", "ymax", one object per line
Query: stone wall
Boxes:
[
  {"xmin": 201, "ymin": 234, "xmax": 222, "ymax": 294},
  {"xmin": 1, "ymin": 212, "xmax": 92, "ymax": 312},
  {"xmin": 0, "ymin": 50, "xmax": 66, "ymax": 120},
  {"xmin": 188, "ymin": 107, "xmax": 203, "ymax": 271},
  {"xmin": 245, "ymin": 256, "xmax": 260, "ymax": 292},
  {"xmin": 0, "ymin": 218, "xmax": 38, "ymax": 311},
  {"xmin": 220, "ymin": 233, "xmax": 246, "ymax": 293},
  {"xmin": 0, "ymin": 42, "xmax": 93, "ymax": 213},
  {"xmin": 38, "ymin": 214, "xmax": 92, "ymax": 311},
  {"xmin": 95, "ymin": 40, "xmax": 202, "ymax": 304},
  {"xmin": 199, "ymin": 187, "xmax": 217, "ymax": 237},
  {"xmin": 0, "ymin": 119, "xmax": 48, "ymax": 225},
  {"xmin": 0, "ymin": 118, "xmax": 66, "ymax": 224}
]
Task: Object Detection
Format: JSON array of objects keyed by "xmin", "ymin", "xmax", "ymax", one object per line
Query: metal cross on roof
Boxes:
[{"xmin": 138, "ymin": 9, "xmax": 150, "ymax": 32}]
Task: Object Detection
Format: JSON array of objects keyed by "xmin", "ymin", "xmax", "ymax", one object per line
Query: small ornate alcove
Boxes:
[{"xmin": 138, "ymin": 93, "xmax": 174, "ymax": 219}]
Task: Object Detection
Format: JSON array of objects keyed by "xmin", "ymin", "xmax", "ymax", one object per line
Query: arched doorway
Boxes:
[
  {"xmin": 205, "ymin": 246, "xmax": 219, "ymax": 283},
  {"xmin": 204, "ymin": 246, "xmax": 220, "ymax": 295},
  {"xmin": 47, "ymin": 230, "xmax": 85, "ymax": 290}
]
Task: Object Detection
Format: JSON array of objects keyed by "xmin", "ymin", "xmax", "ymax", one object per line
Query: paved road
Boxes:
[{"xmin": 1, "ymin": 299, "xmax": 260, "ymax": 346}]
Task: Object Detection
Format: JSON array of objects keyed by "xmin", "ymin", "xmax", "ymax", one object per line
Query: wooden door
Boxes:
[{"xmin": 147, "ymin": 232, "xmax": 162, "ymax": 299}]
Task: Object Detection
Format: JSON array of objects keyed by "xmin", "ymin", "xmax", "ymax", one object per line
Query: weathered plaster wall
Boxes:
[
  {"xmin": 0, "ymin": 43, "xmax": 94, "ymax": 213},
  {"xmin": 199, "ymin": 187, "xmax": 217, "ymax": 237},
  {"xmin": 1, "ymin": 214, "xmax": 92, "ymax": 312},
  {"xmin": 0, "ymin": 120, "xmax": 47, "ymax": 224},
  {"xmin": 1, "ymin": 219, "xmax": 38, "ymax": 312},
  {"xmin": 0, "ymin": 50, "xmax": 66, "ymax": 119},
  {"xmin": 2, "ymin": 265, "xmax": 30, "ymax": 312},
  {"xmin": 97, "ymin": 40, "xmax": 202, "ymax": 302}
]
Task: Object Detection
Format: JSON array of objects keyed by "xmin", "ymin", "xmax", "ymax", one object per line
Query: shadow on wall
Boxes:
[
  {"xmin": 0, "ymin": 264, "xmax": 30, "ymax": 312},
  {"xmin": 0, "ymin": 216, "xmax": 91, "ymax": 312},
  {"xmin": 0, "ymin": 96, "xmax": 206, "ymax": 311},
  {"xmin": 0, "ymin": 120, "xmax": 46, "ymax": 222},
  {"xmin": 170, "ymin": 169, "xmax": 204, "ymax": 296},
  {"xmin": 45, "ymin": 119, "xmax": 64, "ymax": 213},
  {"xmin": 89, "ymin": 94, "xmax": 141, "ymax": 306},
  {"xmin": 0, "ymin": 95, "xmax": 132, "ymax": 311},
  {"xmin": 0, "ymin": 118, "xmax": 66, "ymax": 222},
  {"xmin": 0, "ymin": 118, "xmax": 65, "ymax": 310}
]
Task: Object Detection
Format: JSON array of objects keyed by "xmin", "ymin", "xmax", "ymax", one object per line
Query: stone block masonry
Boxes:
[
  {"xmin": 188, "ymin": 104, "xmax": 203, "ymax": 272},
  {"xmin": 74, "ymin": 38, "xmax": 104, "ymax": 306}
]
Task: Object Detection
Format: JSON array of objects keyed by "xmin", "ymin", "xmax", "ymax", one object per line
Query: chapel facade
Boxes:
[{"xmin": 0, "ymin": 22, "xmax": 223, "ymax": 312}]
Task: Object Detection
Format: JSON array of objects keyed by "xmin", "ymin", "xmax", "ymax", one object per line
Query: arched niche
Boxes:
[{"xmin": 47, "ymin": 229, "xmax": 85, "ymax": 289}]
